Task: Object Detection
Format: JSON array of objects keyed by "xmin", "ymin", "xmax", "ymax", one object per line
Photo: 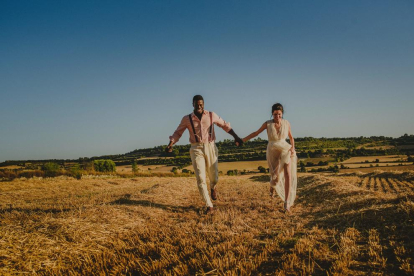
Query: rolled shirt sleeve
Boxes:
[
  {"xmin": 212, "ymin": 112, "xmax": 232, "ymax": 132},
  {"xmin": 169, "ymin": 115, "xmax": 188, "ymax": 143}
]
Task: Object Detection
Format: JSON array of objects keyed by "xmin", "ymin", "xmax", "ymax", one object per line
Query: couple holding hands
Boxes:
[{"xmin": 166, "ymin": 95, "xmax": 297, "ymax": 214}]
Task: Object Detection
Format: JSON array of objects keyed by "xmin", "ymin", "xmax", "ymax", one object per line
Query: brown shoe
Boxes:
[
  {"xmin": 205, "ymin": 207, "xmax": 214, "ymax": 215},
  {"xmin": 211, "ymin": 188, "xmax": 218, "ymax": 200}
]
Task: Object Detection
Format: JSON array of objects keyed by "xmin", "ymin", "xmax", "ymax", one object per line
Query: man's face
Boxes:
[{"xmin": 193, "ymin": 100, "xmax": 204, "ymax": 115}]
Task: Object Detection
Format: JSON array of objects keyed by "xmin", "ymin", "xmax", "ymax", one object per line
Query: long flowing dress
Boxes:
[{"xmin": 266, "ymin": 119, "xmax": 297, "ymax": 208}]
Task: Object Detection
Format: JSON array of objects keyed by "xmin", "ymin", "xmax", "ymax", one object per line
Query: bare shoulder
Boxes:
[
  {"xmin": 261, "ymin": 121, "xmax": 269, "ymax": 131},
  {"xmin": 284, "ymin": 119, "xmax": 292, "ymax": 131}
]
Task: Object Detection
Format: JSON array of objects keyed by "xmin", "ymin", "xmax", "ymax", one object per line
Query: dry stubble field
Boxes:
[{"xmin": 1, "ymin": 171, "xmax": 413, "ymax": 275}]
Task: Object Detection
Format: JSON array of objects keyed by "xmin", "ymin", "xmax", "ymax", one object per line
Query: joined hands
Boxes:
[{"xmin": 235, "ymin": 137, "xmax": 244, "ymax": 147}]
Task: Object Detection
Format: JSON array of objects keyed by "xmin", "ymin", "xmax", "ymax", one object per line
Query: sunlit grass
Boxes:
[{"xmin": 1, "ymin": 172, "xmax": 413, "ymax": 274}]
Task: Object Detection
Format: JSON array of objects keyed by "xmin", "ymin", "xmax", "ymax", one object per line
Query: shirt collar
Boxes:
[{"xmin": 191, "ymin": 110, "xmax": 208, "ymax": 117}]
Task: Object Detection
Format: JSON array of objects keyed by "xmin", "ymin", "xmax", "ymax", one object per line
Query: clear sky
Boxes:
[{"xmin": 1, "ymin": 1, "xmax": 413, "ymax": 162}]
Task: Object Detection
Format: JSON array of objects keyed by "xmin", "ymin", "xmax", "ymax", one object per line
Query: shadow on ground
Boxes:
[
  {"xmin": 110, "ymin": 194, "xmax": 198, "ymax": 213},
  {"xmin": 0, "ymin": 206, "xmax": 71, "ymax": 214},
  {"xmin": 249, "ymin": 175, "xmax": 269, "ymax": 183}
]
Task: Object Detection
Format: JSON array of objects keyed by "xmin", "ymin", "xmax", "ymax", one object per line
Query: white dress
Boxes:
[{"xmin": 266, "ymin": 119, "xmax": 297, "ymax": 208}]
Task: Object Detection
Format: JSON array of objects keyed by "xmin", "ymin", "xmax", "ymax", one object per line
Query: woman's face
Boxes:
[{"xmin": 272, "ymin": 110, "xmax": 283, "ymax": 121}]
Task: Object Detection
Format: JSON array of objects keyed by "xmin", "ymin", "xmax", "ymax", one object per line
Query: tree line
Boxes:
[{"xmin": 1, "ymin": 134, "xmax": 413, "ymax": 169}]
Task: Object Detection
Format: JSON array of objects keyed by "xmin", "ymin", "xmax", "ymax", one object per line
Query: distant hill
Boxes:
[{"xmin": 1, "ymin": 134, "xmax": 413, "ymax": 169}]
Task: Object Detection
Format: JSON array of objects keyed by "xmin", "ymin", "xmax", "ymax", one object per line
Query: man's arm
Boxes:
[
  {"xmin": 166, "ymin": 116, "xmax": 187, "ymax": 153},
  {"xmin": 211, "ymin": 112, "xmax": 243, "ymax": 146},
  {"xmin": 228, "ymin": 129, "xmax": 243, "ymax": 146}
]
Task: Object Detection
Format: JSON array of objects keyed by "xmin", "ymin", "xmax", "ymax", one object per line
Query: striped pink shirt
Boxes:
[{"xmin": 169, "ymin": 110, "xmax": 232, "ymax": 144}]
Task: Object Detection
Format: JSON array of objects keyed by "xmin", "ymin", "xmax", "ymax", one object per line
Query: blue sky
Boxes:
[{"xmin": 1, "ymin": 1, "xmax": 413, "ymax": 162}]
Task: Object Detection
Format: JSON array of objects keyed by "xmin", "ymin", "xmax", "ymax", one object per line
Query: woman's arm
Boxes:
[
  {"xmin": 242, "ymin": 122, "xmax": 267, "ymax": 142},
  {"xmin": 288, "ymin": 123, "xmax": 295, "ymax": 153}
]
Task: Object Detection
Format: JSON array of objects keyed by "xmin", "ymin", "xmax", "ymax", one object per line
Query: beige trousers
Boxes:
[{"xmin": 190, "ymin": 142, "xmax": 219, "ymax": 208}]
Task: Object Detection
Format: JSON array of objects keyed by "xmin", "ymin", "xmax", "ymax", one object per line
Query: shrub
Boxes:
[
  {"xmin": 258, "ymin": 166, "xmax": 267, "ymax": 173},
  {"xmin": 42, "ymin": 162, "xmax": 61, "ymax": 177},
  {"xmin": 0, "ymin": 169, "xmax": 18, "ymax": 180},
  {"xmin": 70, "ymin": 164, "xmax": 83, "ymax": 180},
  {"xmin": 93, "ymin": 160, "xmax": 116, "ymax": 172},
  {"xmin": 82, "ymin": 161, "xmax": 95, "ymax": 172}
]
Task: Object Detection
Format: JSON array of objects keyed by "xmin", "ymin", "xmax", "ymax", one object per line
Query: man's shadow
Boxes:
[{"xmin": 110, "ymin": 194, "xmax": 197, "ymax": 213}]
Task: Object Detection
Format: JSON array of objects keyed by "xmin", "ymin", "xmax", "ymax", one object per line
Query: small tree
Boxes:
[
  {"xmin": 70, "ymin": 164, "xmax": 82, "ymax": 180},
  {"xmin": 132, "ymin": 160, "xmax": 138, "ymax": 174},
  {"xmin": 258, "ymin": 166, "xmax": 267, "ymax": 173},
  {"xmin": 42, "ymin": 162, "xmax": 60, "ymax": 177},
  {"xmin": 300, "ymin": 163, "xmax": 306, "ymax": 172}
]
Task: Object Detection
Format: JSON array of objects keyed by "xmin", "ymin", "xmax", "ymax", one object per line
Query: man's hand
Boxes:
[
  {"xmin": 165, "ymin": 145, "xmax": 173, "ymax": 153},
  {"xmin": 228, "ymin": 129, "xmax": 244, "ymax": 147},
  {"xmin": 235, "ymin": 136, "xmax": 243, "ymax": 147}
]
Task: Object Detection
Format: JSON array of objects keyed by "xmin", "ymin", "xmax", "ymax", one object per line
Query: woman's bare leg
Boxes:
[
  {"xmin": 284, "ymin": 162, "xmax": 291, "ymax": 211},
  {"xmin": 268, "ymin": 152, "xmax": 280, "ymax": 198}
]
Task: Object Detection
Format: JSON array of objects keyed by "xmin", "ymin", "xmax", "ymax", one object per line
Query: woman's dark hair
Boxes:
[
  {"xmin": 272, "ymin": 103, "xmax": 284, "ymax": 114},
  {"xmin": 193, "ymin": 95, "xmax": 204, "ymax": 104}
]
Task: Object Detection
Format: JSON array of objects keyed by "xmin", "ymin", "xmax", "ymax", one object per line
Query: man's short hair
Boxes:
[{"xmin": 193, "ymin": 95, "xmax": 204, "ymax": 103}]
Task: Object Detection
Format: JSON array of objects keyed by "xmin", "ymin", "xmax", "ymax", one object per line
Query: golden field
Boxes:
[
  {"xmin": 341, "ymin": 155, "xmax": 407, "ymax": 164},
  {"xmin": 1, "ymin": 170, "xmax": 413, "ymax": 275}
]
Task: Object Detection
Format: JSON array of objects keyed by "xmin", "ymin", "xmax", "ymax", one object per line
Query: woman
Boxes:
[{"xmin": 243, "ymin": 103, "xmax": 297, "ymax": 212}]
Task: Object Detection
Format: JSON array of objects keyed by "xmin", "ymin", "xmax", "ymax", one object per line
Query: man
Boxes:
[{"xmin": 166, "ymin": 95, "xmax": 243, "ymax": 214}]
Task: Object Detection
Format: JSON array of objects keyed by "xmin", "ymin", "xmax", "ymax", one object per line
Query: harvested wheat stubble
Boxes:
[
  {"xmin": 360, "ymin": 177, "xmax": 369, "ymax": 189},
  {"xmin": 0, "ymin": 172, "xmax": 413, "ymax": 275},
  {"xmin": 369, "ymin": 177, "xmax": 375, "ymax": 190}
]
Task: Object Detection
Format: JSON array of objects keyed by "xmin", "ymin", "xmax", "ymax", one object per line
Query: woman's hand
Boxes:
[
  {"xmin": 290, "ymin": 147, "xmax": 296, "ymax": 156},
  {"xmin": 242, "ymin": 137, "xmax": 248, "ymax": 143}
]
